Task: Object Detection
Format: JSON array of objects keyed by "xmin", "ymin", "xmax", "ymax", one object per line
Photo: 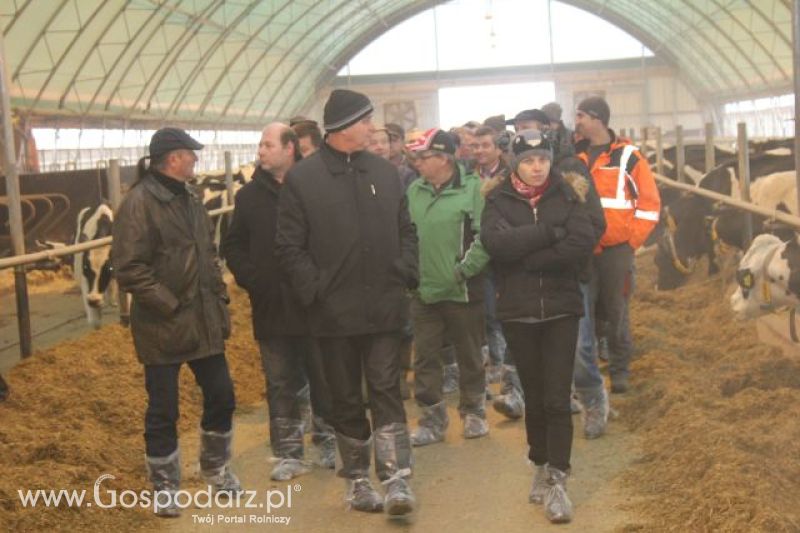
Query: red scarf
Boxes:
[{"xmin": 511, "ymin": 174, "xmax": 550, "ymax": 208}]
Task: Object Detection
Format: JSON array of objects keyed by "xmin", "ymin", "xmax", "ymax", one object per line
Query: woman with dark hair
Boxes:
[{"xmin": 481, "ymin": 130, "xmax": 598, "ymax": 524}]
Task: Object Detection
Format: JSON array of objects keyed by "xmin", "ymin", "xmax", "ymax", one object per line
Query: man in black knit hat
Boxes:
[{"xmin": 276, "ymin": 89, "xmax": 418, "ymax": 517}]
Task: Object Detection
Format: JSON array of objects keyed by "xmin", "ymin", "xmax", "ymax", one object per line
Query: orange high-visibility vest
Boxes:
[{"xmin": 577, "ymin": 137, "xmax": 660, "ymax": 252}]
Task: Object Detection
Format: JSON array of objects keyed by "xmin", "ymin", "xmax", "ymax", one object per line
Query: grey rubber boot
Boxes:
[
  {"xmin": 311, "ymin": 415, "xmax": 336, "ymax": 469},
  {"xmin": 199, "ymin": 429, "xmax": 241, "ymax": 496},
  {"xmin": 544, "ymin": 466, "xmax": 574, "ymax": 524},
  {"xmin": 146, "ymin": 449, "xmax": 181, "ymax": 518},
  {"xmin": 296, "ymin": 384, "xmax": 313, "ymax": 434},
  {"xmin": 461, "ymin": 394, "xmax": 489, "ymax": 439},
  {"xmin": 579, "ymin": 387, "xmax": 609, "ymax": 439},
  {"xmin": 493, "ymin": 365, "xmax": 524, "ymax": 420},
  {"xmin": 374, "ymin": 423, "xmax": 416, "ymax": 517},
  {"xmin": 336, "ymin": 432, "xmax": 384, "ymax": 513},
  {"xmin": 270, "ymin": 417, "xmax": 311, "ymax": 480},
  {"xmin": 411, "ymin": 400, "xmax": 449, "ymax": 447},
  {"xmin": 528, "ymin": 463, "xmax": 548, "ymax": 504},
  {"xmin": 442, "ymin": 363, "xmax": 459, "ymax": 394}
]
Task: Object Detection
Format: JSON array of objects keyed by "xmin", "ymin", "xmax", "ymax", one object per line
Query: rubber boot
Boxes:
[
  {"xmin": 579, "ymin": 387, "xmax": 609, "ymax": 439},
  {"xmin": 270, "ymin": 418, "xmax": 311, "ymax": 480},
  {"xmin": 410, "ymin": 400, "xmax": 449, "ymax": 447},
  {"xmin": 529, "ymin": 463, "xmax": 548, "ymax": 504},
  {"xmin": 442, "ymin": 363, "xmax": 459, "ymax": 395},
  {"xmin": 336, "ymin": 432, "xmax": 383, "ymax": 513},
  {"xmin": 461, "ymin": 394, "xmax": 489, "ymax": 439},
  {"xmin": 544, "ymin": 466, "xmax": 573, "ymax": 524},
  {"xmin": 146, "ymin": 449, "xmax": 181, "ymax": 518},
  {"xmin": 492, "ymin": 365, "xmax": 524, "ymax": 420},
  {"xmin": 311, "ymin": 415, "xmax": 336, "ymax": 469},
  {"xmin": 199, "ymin": 429, "xmax": 241, "ymax": 496},
  {"xmin": 296, "ymin": 384, "xmax": 313, "ymax": 433},
  {"xmin": 374, "ymin": 422, "xmax": 416, "ymax": 517}
]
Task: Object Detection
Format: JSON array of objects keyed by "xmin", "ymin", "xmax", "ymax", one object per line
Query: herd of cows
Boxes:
[
  {"xmin": 18, "ymin": 142, "xmax": 800, "ymax": 333},
  {"xmin": 644, "ymin": 138, "xmax": 800, "ymax": 322}
]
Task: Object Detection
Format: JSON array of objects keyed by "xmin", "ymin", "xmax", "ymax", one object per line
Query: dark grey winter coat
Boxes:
[
  {"xmin": 112, "ymin": 173, "xmax": 230, "ymax": 365},
  {"xmin": 275, "ymin": 143, "xmax": 418, "ymax": 337}
]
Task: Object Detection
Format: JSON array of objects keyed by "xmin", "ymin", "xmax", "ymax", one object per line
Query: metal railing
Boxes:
[{"xmin": 2, "ymin": 153, "xmax": 238, "ymax": 358}]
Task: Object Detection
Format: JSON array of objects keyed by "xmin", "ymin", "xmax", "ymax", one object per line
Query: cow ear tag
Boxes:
[{"xmin": 736, "ymin": 269, "xmax": 754, "ymax": 297}]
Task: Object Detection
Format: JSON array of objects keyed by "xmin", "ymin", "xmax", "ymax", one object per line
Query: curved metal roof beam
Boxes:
[
  {"xmin": 12, "ymin": 0, "xmax": 69, "ymax": 81},
  {"xmin": 103, "ymin": 0, "xmax": 183, "ymax": 113},
  {"xmin": 223, "ymin": 0, "xmax": 439, "ymax": 127},
  {"xmin": 256, "ymin": 1, "xmax": 371, "ymax": 123},
  {"xmin": 166, "ymin": 0, "xmax": 262, "ymax": 117},
  {"xmin": 31, "ymin": 0, "xmax": 110, "ymax": 111},
  {"xmin": 553, "ymin": 0, "xmax": 728, "ymax": 98},
  {"xmin": 680, "ymin": 0, "xmax": 766, "ymax": 87},
  {"xmin": 4, "ymin": 0, "xmax": 34, "ymax": 35},
  {"xmin": 711, "ymin": 0, "xmax": 788, "ymax": 81},
  {"xmin": 193, "ymin": 0, "xmax": 294, "ymax": 118},
  {"xmin": 134, "ymin": 0, "xmax": 226, "ymax": 117},
  {"xmin": 638, "ymin": 0, "xmax": 748, "ymax": 91},
  {"xmin": 59, "ymin": 0, "xmax": 134, "ymax": 110},
  {"xmin": 88, "ymin": 2, "xmax": 168, "ymax": 115},
  {"xmin": 217, "ymin": 1, "xmax": 321, "ymax": 119},
  {"xmin": 744, "ymin": 0, "xmax": 792, "ymax": 48},
  {"xmin": 269, "ymin": 3, "xmax": 380, "ymax": 120}
]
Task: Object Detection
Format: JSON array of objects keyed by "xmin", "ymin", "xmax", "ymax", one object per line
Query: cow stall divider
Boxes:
[
  {"xmin": 652, "ymin": 174, "xmax": 800, "ymax": 232},
  {"xmin": 652, "ymin": 120, "xmax": 799, "ymax": 232},
  {"xmin": 0, "ymin": 153, "xmax": 236, "ymax": 363}
]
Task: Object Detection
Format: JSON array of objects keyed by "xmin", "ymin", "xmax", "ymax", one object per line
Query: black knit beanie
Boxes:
[
  {"xmin": 577, "ymin": 96, "xmax": 611, "ymax": 126},
  {"xmin": 323, "ymin": 89, "xmax": 374, "ymax": 133}
]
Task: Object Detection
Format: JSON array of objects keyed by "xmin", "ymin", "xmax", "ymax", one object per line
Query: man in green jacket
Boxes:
[{"xmin": 405, "ymin": 128, "xmax": 490, "ymax": 446}]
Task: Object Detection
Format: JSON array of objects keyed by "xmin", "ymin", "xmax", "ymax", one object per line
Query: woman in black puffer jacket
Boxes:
[{"xmin": 481, "ymin": 130, "xmax": 597, "ymax": 525}]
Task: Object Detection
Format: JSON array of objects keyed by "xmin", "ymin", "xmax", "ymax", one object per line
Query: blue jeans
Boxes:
[
  {"xmin": 484, "ymin": 272, "xmax": 509, "ymax": 366},
  {"xmin": 573, "ymin": 282, "xmax": 604, "ymax": 394}
]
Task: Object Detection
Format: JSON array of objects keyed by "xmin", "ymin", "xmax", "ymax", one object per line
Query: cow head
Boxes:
[
  {"xmin": 730, "ymin": 234, "xmax": 799, "ymax": 319},
  {"xmin": 74, "ymin": 204, "xmax": 114, "ymax": 327},
  {"xmin": 654, "ymin": 198, "xmax": 707, "ymax": 290},
  {"xmin": 82, "ymin": 244, "xmax": 113, "ymax": 308}
]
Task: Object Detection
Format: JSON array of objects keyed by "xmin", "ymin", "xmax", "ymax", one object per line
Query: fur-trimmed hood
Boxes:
[
  {"xmin": 484, "ymin": 169, "xmax": 590, "ymax": 204},
  {"xmin": 561, "ymin": 171, "xmax": 589, "ymax": 203}
]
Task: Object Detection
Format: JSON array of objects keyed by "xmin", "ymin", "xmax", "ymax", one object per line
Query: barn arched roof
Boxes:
[{"xmin": 1, "ymin": 0, "xmax": 794, "ymax": 129}]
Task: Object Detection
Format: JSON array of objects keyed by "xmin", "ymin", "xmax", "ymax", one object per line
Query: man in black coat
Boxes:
[
  {"xmin": 113, "ymin": 128, "xmax": 240, "ymax": 518},
  {"xmin": 275, "ymin": 89, "xmax": 418, "ymax": 517},
  {"xmin": 221, "ymin": 123, "xmax": 335, "ymax": 482}
]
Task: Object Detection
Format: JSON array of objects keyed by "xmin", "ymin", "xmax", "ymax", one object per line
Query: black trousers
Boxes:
[
  {"xmin": 144, "ymin": 353, "xmax": 236, "ymax": 457},
  {"xmin": 411, "ymin": 298, "xmax": 485, "ymax": 412},
  {"xmin": 316, "ymin": 332, "xmax": 407, "ymax": 440},
  {"xmin": 592, "ymin": 244, "xmax": 634, "ymax": 380},
  {"xmin": 503, "ymin": 317, "xmax": 579, "ymax": 472},
  {"xmin": 259, "ymin": 335, "xmax": 332, "ymax": 422}
]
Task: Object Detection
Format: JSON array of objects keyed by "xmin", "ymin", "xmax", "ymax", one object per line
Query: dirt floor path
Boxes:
[
  {"xmin": 5, "ymin": 257, "xmax": 800, "ymax": 531},
  {"xmin": 167, "ymin": 392, "xmax": 642, "ymax": 533},
  {"xmin": 0, "ymin": 272, "xmax": 112, "ymax": 372}
]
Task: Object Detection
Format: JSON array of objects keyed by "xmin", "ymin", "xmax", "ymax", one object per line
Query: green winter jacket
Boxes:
[{"xmin": 406, "ymin": 165, "xmax": 490, "ymax": 304}]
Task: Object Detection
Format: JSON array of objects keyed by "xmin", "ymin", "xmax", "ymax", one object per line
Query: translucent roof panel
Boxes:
[{"xmin": 0, "ymin": 0, "xmax": 794, "ymax": 128}]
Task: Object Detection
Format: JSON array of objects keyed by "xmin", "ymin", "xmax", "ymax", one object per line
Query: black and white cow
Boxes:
[
  {"xmin": 730, "ymin": 233, "xmax": 800, "ymax": 319},
  {"xmin": 648, "ymin": 143, "xmax": 735, "ymax": 183},
  {"xmin": 654, "ymin": 152, "xmax": 796, "ymax": 290},
  {"xmin": 192, "ymin": 166, "xmax": 252, "ymax": 248},
  {"xmin": 73, "ymin": 204, "xmax": 115, "ymax": 329}
]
